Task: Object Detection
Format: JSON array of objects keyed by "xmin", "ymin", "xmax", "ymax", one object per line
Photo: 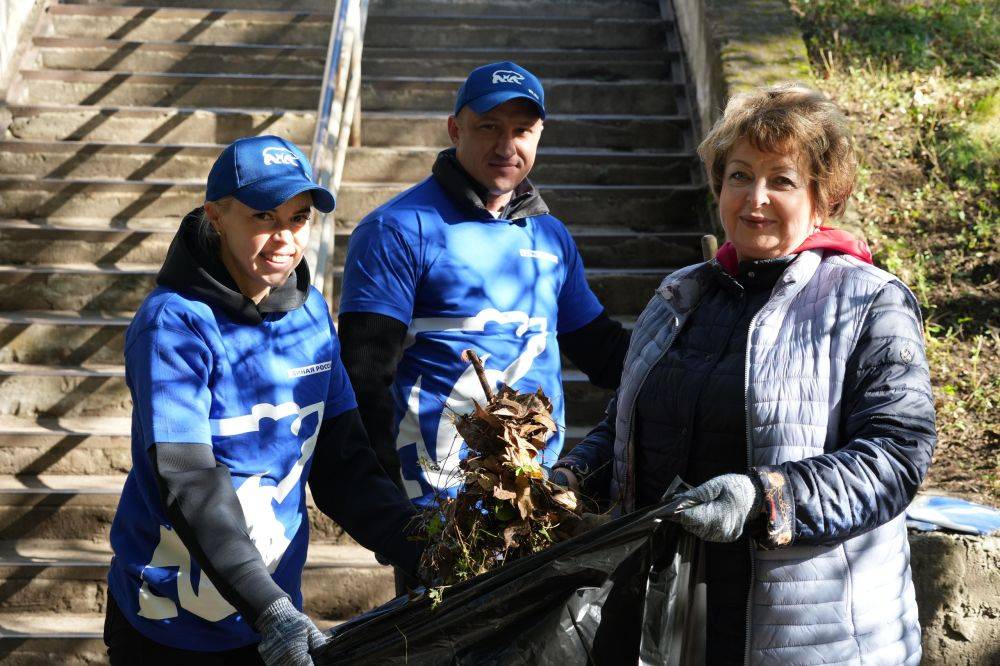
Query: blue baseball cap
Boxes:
[
  {"xmin": 454, "ymin": 61, "xmax": 545, "ymax": 119},
  {"xmin": 205, "ymin": 135, "xmax": 335, "ymax": 213}
]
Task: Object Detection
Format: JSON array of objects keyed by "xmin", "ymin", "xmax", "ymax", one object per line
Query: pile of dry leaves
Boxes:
[{"xmin": 416, "ymin": 350, "xmax": 591, "ymax": 586}]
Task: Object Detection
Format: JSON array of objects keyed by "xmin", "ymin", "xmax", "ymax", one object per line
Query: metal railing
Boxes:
[{"xmin": 307, "ymin": 0, "xmax": 370, "ymax": 299}]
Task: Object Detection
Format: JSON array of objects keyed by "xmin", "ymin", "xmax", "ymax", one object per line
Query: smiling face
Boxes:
[
  {"xmin": 718, "ymin": 139, "xmax": 823, "ymax": 261},
  {"xmin": 204, "ymin": 191, "xmax": 313, "ymax": 303},
  {"xmin": 448, "ymin": 98, "xmax": 543, "ymax": 212}
]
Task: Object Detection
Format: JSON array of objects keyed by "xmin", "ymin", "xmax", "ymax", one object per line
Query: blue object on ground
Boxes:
[{"xmin": 905, "ymin": 493, "xmax": 1000, "ymax": 535}]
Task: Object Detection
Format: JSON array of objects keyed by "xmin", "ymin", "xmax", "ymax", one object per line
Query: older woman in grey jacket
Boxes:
[{"xmin": 552, "ymin": 84, "xmax": 936, "ymax": 665}]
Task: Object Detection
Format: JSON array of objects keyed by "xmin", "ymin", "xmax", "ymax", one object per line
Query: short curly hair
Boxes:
[{"xmin": 697, "ymin": 83, "xmax": 858, "ymax": 220}]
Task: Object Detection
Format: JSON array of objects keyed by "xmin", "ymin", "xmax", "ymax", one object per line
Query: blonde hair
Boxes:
[{"xmin": 697, "ymin": 83, "xmax": 857, "ymax": 220}]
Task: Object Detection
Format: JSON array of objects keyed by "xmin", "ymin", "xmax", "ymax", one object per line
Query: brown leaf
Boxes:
[
  {"xmin": 503, "ymin": 524, "xmax": 523, "ymax": 548},
  {"xmin": 476, "ymin": 472, "xmax": 498, "ymax": 491},
  {"xmin": 528, "ymin": 437, "xmax": 549, "ymax": 451},
  {"xmin": 532, "ymin": 412, "xmax": 557, "ymax": 433},
  {"xmin": 498, "ymin": 398, "xmax": 529, "ymax": 418},
  {"xmin": 552, "ymin": 491, "xmax": 578, "ymax": 512},
  {"xmin": 514, "ymin": 475, "xmax": 535, "ymax": 519},
  {"xmin": 479, "ymin": 456, "xmax": 501, "ymax": 473},
  {"xmin": 493, "ymin": 486, "xmax": 517, "ymax": 502},
  {"xmin": 516, "ymin": 494, "xmax": 535, "ymax": 520}
]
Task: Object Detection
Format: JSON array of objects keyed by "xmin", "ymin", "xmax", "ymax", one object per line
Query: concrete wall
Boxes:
[
  {"xmin": 0, "ymin": 0, "xmax": 40, "ymax": 98},
  {"xmin": 670, "ymin": 0, "xmax": 812, "ymax": 137},
  {"xmin": 910, "ymin": 532, "xmax": 1000, "ymax": 665}
]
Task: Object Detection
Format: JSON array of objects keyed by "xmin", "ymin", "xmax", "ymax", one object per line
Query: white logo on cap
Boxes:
[
  {"xmin": 492, "ymin": 70, "xmax": 525, "ymax": 85},
  {"xmin": 262, "ymin": 146, "xmax": 299, "ymax": 166}
]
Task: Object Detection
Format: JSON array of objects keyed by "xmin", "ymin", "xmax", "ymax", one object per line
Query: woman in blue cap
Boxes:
[{"xmin": 104, "ymin": 135, "xmax": 422, "ymax": 665}]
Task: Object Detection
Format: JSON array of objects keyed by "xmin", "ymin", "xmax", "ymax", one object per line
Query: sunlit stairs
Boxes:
[
  {"xmin": 0, "ymin": 1, "xmax": 381, "ymax": 663},
  {"xmin": 0, "ymin": 0, "xmax": 708, "ymax": 663}
]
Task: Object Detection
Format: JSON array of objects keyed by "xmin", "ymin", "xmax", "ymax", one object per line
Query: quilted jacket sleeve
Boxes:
[
  {"xmin": 752, "ymin": 281, "xmax": 937, "ymax": 547},
  {"xmin": 555, "ymin": 396, "xmax": 618, "ymax": 499}
]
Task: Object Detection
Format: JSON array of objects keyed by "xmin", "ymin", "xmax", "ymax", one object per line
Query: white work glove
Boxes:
[
  {"xmin": 670, "ymin": 473, "xmax": 762, "ymax": 542},
  {"xmin": 255, "ymin": 597, "xmax": 328, "ymax": 666}
]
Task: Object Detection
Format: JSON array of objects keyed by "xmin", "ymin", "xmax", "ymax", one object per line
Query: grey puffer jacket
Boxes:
[{"xmin": 558, "ymin": 249, "xmax": 936, "ymax": 665}]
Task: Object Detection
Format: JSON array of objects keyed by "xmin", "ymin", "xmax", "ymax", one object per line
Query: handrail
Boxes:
[{"xmin": 307, "ymin": 0, "xmax": 370, "ymax": 299}]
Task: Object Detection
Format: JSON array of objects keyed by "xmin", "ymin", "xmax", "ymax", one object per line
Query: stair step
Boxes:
[
  {"xmin": 0, "ymin": 352, "xmax": 620, "ymax": 420},
  {"xmin": 0, "ymin": 298, "xmax": 648, "ymax": 370},
  {"xmin": 0, "ymin": 540, "xmax": 391, "ymax": 618},
  {"xmin": 332, "ymin": 229, "xmax": 701, "ymax": 269},
  {"xmin": 334, "ymin": 182, "xmax": 705, "ymax": 230},
  {"xmin": 358, "ymin": 110, "xmax": 692, "ymax": 150},
  {"xmin": 0, "ymin": 303, "xmax": 647, "ymax": 374},
  {"xmin": 343, "ymin": 146, "xmax": 699, "ymax": 185},
  {"xmin": 2, "ymin": 104, "xmax": 316, "ymax": 144},
  {"xmin": 0, "ymin": 306, "xmax": 132, "ymax": 366},
  {"xmin": 0, "ymin": 474, "xmax": 352, "ymax": 543},
  {"xmin": 0, "ymin": 358, "xmax": 135, "ymax": 418},
  {"xmin": 45, "ymin": 4, "xmax": 332, "ymax": 47},
  {"xmin": 0, "ymin": 177, "xmax": 705, "ymax": 229},
  {"xmin": 0, "ymin": 140, "xmax": 695, "ymax": 185},
  {"xmin": 363, "ymin": 15, "xmax": 668, "ymax": 50},
  {"xmin": 32, "ymin": 36, "xmax": 328, "ymax": 75},
  {"xmin": 0, "ymin": 219, "xmax": 699, "ymax": 272},
  {"xmin": 2, "ymin": 105, "xmax": 688, "ymax": 151},
  {"xmin": 0, "ymin": 473, "xmax": 124, "ymax": 493},
  {"xmin": 360, "ymin": 46, "xmax": 677, "ymax": 80},
  {"xmin": 15, "ymin": 69, "xmax": 321, "ymax": 110},
  {"xmin": 360, "ymin": 76, "xmax": 684, "ymax": 115},
  {"xmin": 31, "ymin": 41, "xmax": 677, "ymax": 80},
  {"xmin": 0, "ymin": 417, "xmax": 132, "ymax": 475},
  {"xmin": 0, "ymin": 611, "xmax": 105, "ymax": 637},
  {"xmin": 0, "ymin": 224, "xmax": 173, "ymax": 270},
  {"xmin": 0, "ymin": 263, "xmax": 669, "ymax": 320},
  {"xmin": 0, "ymin": 415, "xmax": 131, "ymax": 476},
  {"xmin": 0, "ymin": 177, "xmax": 204, "ymax": 220},
  {"xmin": 0, "ymin": 379, "xmax": 615, "ymax": 478},
  {"xmin": 0, "ymin": 140, "xmax": 225, "ymax": 181},
  {"xmin": 63, "ymin": 0, "xmax": 660, "ymax": 19}
]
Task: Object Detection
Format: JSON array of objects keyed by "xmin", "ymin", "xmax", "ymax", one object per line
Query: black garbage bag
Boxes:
[{"xmin": 315, "ymin": 489, "xmax": 703, "ymax": 666}]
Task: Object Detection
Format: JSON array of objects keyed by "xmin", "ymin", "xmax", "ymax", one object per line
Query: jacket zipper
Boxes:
[
  {"xmin": 623, "ymin": 312, "xmax": 682, "ymax": 512},
  {"xmin": 743, "ymin": 304, "xmax": 766, "ymax": 666}
]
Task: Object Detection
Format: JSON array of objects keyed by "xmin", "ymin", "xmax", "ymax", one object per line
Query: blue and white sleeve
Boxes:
[
  {"xmin": 126, "ymin": 325, "xmax": 214, "ymax": 448},
  {"xmin": 339, "ymin": 217, "xmax": 420, "ymax": 325}
]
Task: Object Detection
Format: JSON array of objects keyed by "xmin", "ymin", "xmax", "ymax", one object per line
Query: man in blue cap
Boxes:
[
  {"xmin": 339, "ymin": 63, "xmax": 629, "ymax": 533},
  {"xmin": 105, "ymin": 135, "xmax": 422, "ymax": 665}
]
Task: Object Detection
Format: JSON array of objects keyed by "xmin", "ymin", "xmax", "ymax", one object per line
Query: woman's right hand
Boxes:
[{"xmin": 256, "ymin": 597, "xmax": 328, "ymax": 666}]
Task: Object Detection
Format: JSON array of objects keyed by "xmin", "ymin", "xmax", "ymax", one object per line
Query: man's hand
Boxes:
[
  {"xmin": 670, "ymin": 474, "xmax": 762, "ymax": 543},
  {"xmin": 256, "ymin": 597, "xmax": 328, "ymax": 666}
]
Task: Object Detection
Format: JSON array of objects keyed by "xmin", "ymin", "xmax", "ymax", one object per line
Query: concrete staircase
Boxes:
[{"xmin": 0, "ymin": 0, "xmax": 706, "ymax": 662}]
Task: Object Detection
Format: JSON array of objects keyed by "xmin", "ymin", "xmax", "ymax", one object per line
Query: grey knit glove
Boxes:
[
  {"xmin": 670, "ymin": 473, "xmax": 762, "ymax": 543},
  {"xmin": 255, "ymin": 597, "xmax": 327, "ymax": 666}
]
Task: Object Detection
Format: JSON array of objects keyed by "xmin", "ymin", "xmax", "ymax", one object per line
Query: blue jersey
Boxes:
[
  {"xmin": 340, "ymin": 175, "xmax": 603, "ymax": 505},
  {"xmin": 107, "ymin": 285, "xmax": 356, "ymax": 651}
]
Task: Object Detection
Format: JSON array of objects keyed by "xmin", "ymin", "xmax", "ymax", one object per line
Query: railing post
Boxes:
[
  {"xmin": 350, "ymin": 99, "xmax": 362, "ymax": 148},
  {"xmin": 308, "ymin": 0, "xmax": 369, "ymax": 300}
]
